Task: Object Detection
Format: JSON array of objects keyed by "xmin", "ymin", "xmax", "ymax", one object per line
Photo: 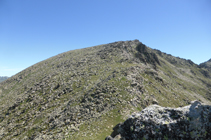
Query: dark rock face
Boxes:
[
  {"xmin": 106, "ymin": 101, "xmax": 211, "ymax": 140},
  {"xmin": 135, "ymin": 43, "xmax": 160, "ymax": 69}
]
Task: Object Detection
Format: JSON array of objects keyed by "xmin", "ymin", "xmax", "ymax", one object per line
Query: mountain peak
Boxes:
[{"xmin": 0, "ymin": 40, "xmax": 211, "ymax": 140}]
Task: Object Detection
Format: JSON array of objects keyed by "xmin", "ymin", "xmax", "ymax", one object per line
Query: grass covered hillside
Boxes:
[{"xmin": 0, "ymin": 40, "xmax": 211, "ymax": 140}]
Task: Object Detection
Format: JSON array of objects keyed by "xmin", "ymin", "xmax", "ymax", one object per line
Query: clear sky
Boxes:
[{"xmin": 1, "ymin": 0, "xmax": 211, "ymax": 77}]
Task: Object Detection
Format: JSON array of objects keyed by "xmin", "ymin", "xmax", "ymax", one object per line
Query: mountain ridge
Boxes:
[
  {"xmin": 0, "ymin": 40, "xmax": 211, "ymax": 140},
  {"xmin": 199, "ymin": 58, "xmax": 211, "ymax": 71},
  {"xmin": 0, "ymin": 76, "xmax": 9, "ymax": 83}
]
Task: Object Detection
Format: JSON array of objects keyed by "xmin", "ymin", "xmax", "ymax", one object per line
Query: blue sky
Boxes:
[{"xmin": 1, "ymin": 0, "xmax": 211, "ymax": 77}]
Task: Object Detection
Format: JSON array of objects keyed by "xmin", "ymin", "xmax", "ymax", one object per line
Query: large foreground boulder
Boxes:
[{"xmin": 106, "ymin": 101, "xmax": 211, "ymax": 140}]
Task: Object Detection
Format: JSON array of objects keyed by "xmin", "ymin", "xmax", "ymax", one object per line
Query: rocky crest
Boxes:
[
  {"xmin": 199, "ymin": 59, "xmax": 211, "ymax": 72},
  {"xmin": 106, "ymin": 101, "xmax": 211, "ymax": 140}
]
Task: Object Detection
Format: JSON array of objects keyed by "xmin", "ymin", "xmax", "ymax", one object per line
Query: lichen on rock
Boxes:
[{"xmin": 106, "ymin": 100, "xmax": 211, "ymax": 140}]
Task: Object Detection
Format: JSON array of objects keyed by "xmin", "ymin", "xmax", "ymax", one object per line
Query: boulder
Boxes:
[{"xmin": 106, "ymin": 101, "xmax": 211, "ymax": 140}]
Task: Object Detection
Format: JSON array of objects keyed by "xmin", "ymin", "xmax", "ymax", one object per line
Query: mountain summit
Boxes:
[{"xmin": 0, "ymin": 40, "xmax": 211, "ymax": 139}]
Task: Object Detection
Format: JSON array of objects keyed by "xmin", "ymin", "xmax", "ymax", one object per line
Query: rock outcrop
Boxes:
[{"xmin": 106, "ymin": 101, "xmax": 211, "ymax": 140}]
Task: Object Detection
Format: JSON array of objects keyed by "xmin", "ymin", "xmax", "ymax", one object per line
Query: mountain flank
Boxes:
[{"xmin": 0, "ymin": 40, "xmax": 211, "ymax": 140}]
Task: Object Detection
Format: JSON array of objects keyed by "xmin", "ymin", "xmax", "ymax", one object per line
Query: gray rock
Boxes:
[
  {"xmin": 106, "ymin": 101, "xmax": 211, "ymax": 140},
  {"xmin": 105, "ymin": 136, "xmax": 114, "ymax": 140}
]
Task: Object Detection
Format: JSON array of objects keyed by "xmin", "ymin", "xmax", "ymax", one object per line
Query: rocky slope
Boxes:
[
  {"xmin": 106, "ymin": 100, "xmax": 211, "ymax": 140},
  {"xmin": 200, "ymin": 59, "xmax": 211, "ymax": 72},
  {"xmin": 0, "ymin": 40, "xmax": 211, "ymax": 139}
]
